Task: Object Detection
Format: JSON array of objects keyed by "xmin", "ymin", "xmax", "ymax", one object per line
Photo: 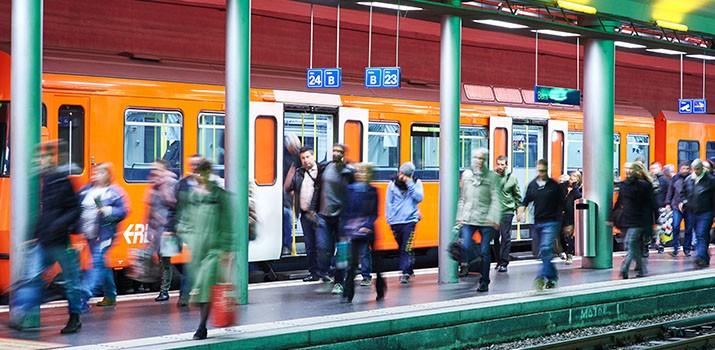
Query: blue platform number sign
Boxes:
[
  {"xmin": 364, "ymin": 67, "xmax": 401, "ymax": 88},
  {"xmin": 693, "ymin": 99, "xmax": 707, "ymax": 114},
  {"xmin": 365, "ymin": 68, "xmax": 383, "ymax": 88},
  {"xmin": 307, "ymin": 68, "xmax": 341, "ymax": 88}
]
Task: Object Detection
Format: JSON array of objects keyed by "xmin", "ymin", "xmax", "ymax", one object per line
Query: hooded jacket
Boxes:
[
  {"xmin": 35, "ymin": 168, "xmax": 81, "ymax": 247},
  {"xmin": 496, "ymin": 170, "xmax": 521, "ymax": 215},
  {"xmin": 385, "ymin": 176, "xmax": 424, "ymax": 225}
]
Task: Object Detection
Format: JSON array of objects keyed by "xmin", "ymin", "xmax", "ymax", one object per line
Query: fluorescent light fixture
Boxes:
[
  {"xmin": 656, "ymin": 19, "xmax": 688, "ymax": 32},
  {"xmin": 473, "ymin": 19, "xmax": 529, "ymax": 29},
  {"xmin": 687, "ymin": 54, "xmax": 715, "ymax": 61},
  {"xmin": 557, "ymin": 0, "xmax": 597, "ymax": 15},
  {"xmin": 646, "ymin": 48, "xmax": 687, "ymax": 55},
  {"xmin": 531, "ymin": 29, "xmax": 580, "ymax": 37},
  {"xmin": 356, "ymin": 2, "xmax": 422, "ymax": 11},
  {"xmin": 462, "ymin": 1, "xmax": 482, "ymax": 6},
  {"xmin": 614, "ymin": 41, "xmax": 646, "ymax": 49}
]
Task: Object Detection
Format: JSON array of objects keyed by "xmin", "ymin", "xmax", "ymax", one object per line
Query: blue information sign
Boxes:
[
  {"xmin": 364, "ymin": 67, "xmax": 401, "ymax": 88},
  {"xmin": 693, "ymin": 99, "xmax": 707, "ymax": 114},
  {"xmin": 678, "ymin": 99, "xmax": 693, "ymax": 114},
  {"xmin": 307, "ymin": 68, "xmax": 341, "ymax": 88}
]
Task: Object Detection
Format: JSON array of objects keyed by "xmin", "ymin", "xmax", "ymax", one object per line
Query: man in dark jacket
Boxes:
[
  {"xmin": 648, "ymin": 162, "xmax": 671, "ymax": 253},
  {"xmin": 10, "ymin": 144, "xmax": 82, "ymax": 334},
  {"xmin": 286, "ymin": 147, "xmax": 324, "ymax": 282},
  {"xmin": 666, "ymin": 163, "xmax": 693, "ymax": 256},
  {"xmin": 679, "ymin": 159, "xmax": 715, "ymax": 268}
]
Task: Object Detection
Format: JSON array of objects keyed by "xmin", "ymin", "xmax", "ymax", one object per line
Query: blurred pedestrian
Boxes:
[
  {"xmin": 176, "ymin": 159, "xmax": 234, "ymax": 340},
  {"xmin": 493, "ymin": 155, "xmax": 520, "ymax": 272},
  {"xmin": 145, "ymin": 160, "xmax": 180, "ymax": 303},
  {"xmin": 9, "ymin": 142, "xmax": 82, "ymax": 334},
  {"xmin": 78, "ymin": 162, "xmax": 128, "ymax": 308},
  {"xmin": 559, "ymin": 171, "xmax": 582, "ymax": 265},
  {"xmin": 282, "ymin": 135, "xmax": 301, "ymax": 256},
  {"xmin": 517, "ymin": 159, "xmax": 565, "ymax": 291},
  {"xmin": 680, "ymin": 159, "xmax": 715, "ymax": 268},
  {"xmin": 648, "ymin": 162, "xmax": 670, "ymax": 253},
  {"xmin": 386, "ymin": 161, "xmax": 424, "ymax": 284},
  {"xmin": 286, "ymin": 147, "xmax": 323, "ymax": 282},
  {"xmin": 666, "ymin": 163, "xmax": 693, "ymax": 256},
  {"xmin": 315, "ymin": 144, "xmax": 354, "ymax": 295},
  {"xmin": 341, "ymin": 163, "xmax": 380, "ymax": 302},
  {"xmin": 614, "ymin": 162, "xmax": 656, "ymax": 279},
  {"xmin": 456, "ymin": 149, "xmax": 501, "ymax": 293}
]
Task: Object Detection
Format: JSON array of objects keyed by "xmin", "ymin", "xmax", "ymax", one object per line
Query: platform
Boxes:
[{"xmin": 1, "ymin": 250, "xmax": 714, "ymax": 349}]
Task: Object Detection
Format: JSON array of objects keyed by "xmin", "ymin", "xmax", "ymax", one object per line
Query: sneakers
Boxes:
[
  {"xmin": 458, "ymin": 263, "xmax": 469, "ymax": 278},
  {"xmin": 315, "ymin": 278, "xmax": 334, "ymax": 294},
  {"xmin": 399, "ymin": 274, "xmax": 411, "ymax": 284},
  {"xmin": 476, "ymin": 283, "xmax": 489, "ymax": 293},
  {"xmin": 331, "ymin": 283, "xmax": 344, "ymax": 295},
  {"xmin": 534, "ymin": 278, "xmax": 557, "ymax": 291},
  {"xmin": 60, "ymin": 313, "xmax": 81, "ymax": 334},
  {"xmin": 155, "ymin": 291, "xmax": 169, "ymax": 302},
  {"xmin": 360, "ymin": 278, "xmax": 372, "ymax": 287},
  {"xmin": 303, "ymin": 275, "xmax": 320, "ymax": 282},
  {"xmin": 96, "ymin": 297, "xmax": 116, "ymax": 307},
  {"xmin": 544, "ymin": 280, "xmax": 558, "ymax": 290},
  {"xmin": 565, "ymin": 255, "xmax": 573, "ymax": 265},
  {"xmin": 670, "ymin": 250, "xmax": 679, "ymax": 257},
  {"xmin": 497, "ymin": 265, "xmax": 508, "ymax": 273},
  {"xmin": 559, "ymin": 252, "xmax": 567, "ymax": 260}
]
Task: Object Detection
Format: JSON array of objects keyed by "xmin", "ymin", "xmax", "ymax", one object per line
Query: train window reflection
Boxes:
[
  {"xmin": 459, "ymin": 126, "xmax": 488, "ymax": 170},
  {"xmin": 368, "ymin": 122, "xmax": 400, "ymax": 181},
  {"xmin": 678, "ymin": 140, "xmax": 699, "ymax": 166},
  {"xmin": 614, "ymin": 133, "xmax": 621, "ymax": 181},
  {"xmin": 284, "ymin": 112, "xmax": 333, "ymax": 163},
  {"xmin": 198, "ymin": 112, "xmax": 225, "ymax": 178},
  {"xmin": 411, "ymin": 124, "xmax": 439, "ymax": 180},
  {"xmin": 706, "ymin": 142, "xmax": 715, "ymax": 163},
  {"xmin": 58, "ymin": 105, "xmax": 85, "ymax": 175},
  {"xmin": 626, "ymin": 134, "xmax": 649, "ymax": 165},
  {"xmin": 124, "ymin": 109, "xmax": 183, "ymax": 182},
  {"xmin": 0, "ymin": 102, "xmax": 8, "ymax": 176},
  {"xmin": 567, "ymin": 131, "xmax": 583, "ymax": 172}
]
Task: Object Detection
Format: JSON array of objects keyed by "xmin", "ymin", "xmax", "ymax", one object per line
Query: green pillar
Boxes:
[
  {"xmin": 225, "ymin": 0, "xmax": 250, "ymax": 304},
  {"xmin": 438, "ymin": 0, "xmax": 461, "ymax": 284},
  {"xmin": 9, "ymin": 0, "xmax": 42, "ymax": 326},
  {"xmin": 582, "ymin": 22, "xmax": 617, "ymax": 269}
]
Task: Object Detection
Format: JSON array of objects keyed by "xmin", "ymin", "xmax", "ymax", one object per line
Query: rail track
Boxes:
[{"xmin": 519, "ymin": 313, "xmax": 715, "ymax": 350}]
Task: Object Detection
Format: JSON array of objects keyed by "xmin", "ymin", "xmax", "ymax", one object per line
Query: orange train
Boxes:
[{"xmin": 0, "ymin": 51, "xmax": 713, "ymax": 296}]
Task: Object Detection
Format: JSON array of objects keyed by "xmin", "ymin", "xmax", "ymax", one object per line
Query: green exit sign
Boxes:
[{"xmin": 534, "ymin": 85, "xmax": 581, "ymax": 106}]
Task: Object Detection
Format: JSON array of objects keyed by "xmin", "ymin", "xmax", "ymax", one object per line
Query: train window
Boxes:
[
  {"xmin": 458, "ymin": 126, "xmax": 488, "ymax": 170},
  {"xmin": 344, "ymin": 120, "xmax": 363, "ymax": 163},
  {"xmin": 58, "ymin": 105, "xmax": 85, "ymax": 175},
  {"xmin": 284, "ymin": 112, "xmax": 333, "ymax": 163},
  {"xmin": 123, "ymin": 109, "xmax": 183, "ymax": 182},
  {"xmin": 706, "ymin": 142, "xmax": 715, "ymax": 163},
  {"xmin": 368, "ymin": 122, "xmax": 400, "ymax": 181},
  {"xmin": 626, "ymin": 134, "xmax": 649, "ymax": 165},
  {"xmin": 198, "ymin": 112, "xmax": 225, "ymax": 177},
  {"xmin": 567, "ymin": 131, "xmax": 583, "ymax": 172},
  {"xmin": 254, "ymin": 116, "xmax": 277, "ymax": 186},
  {"xmin": 411, "ymin": 124, "xmax": 440, "ymax": 180},
  {"xmin": 0, "ymin": 102, "xmax": 8, "ymax": 176},
  {"xmin": 41, "ymin": 103, "xmax": 47, "ymax": 127},
  {"xmin": 614, "ymin": 133, "xmax": 621, "ymax": 181},
  {"xmin": 678, "ymin": 140, "xmax": 700, "ymax": 166}
]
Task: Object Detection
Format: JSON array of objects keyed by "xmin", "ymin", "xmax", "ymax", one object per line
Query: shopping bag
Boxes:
[
  {"xmin": 211, "ymin": 256, "xmax": 236, "ymax": 328},
  {"xmin": 160, "ymin": 234, "xmax": 180, "ymax": 257},
  {"xmin": 126, "ymin": 248, "xmax": 161, "ymax": 283}
]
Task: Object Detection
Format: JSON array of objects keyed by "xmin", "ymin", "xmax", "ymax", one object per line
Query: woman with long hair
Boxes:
[
  {"xmin": 613, "ymin": 161, "xmax": 656, "ymax": 279},
  {"xmin": 559, "ymin": 171, "xmax": 582, "ymax": 265}
]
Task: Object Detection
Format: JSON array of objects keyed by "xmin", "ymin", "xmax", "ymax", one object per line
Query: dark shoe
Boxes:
[
  {"xmin": 360, "ymin": 278, "xmax": 372, "ymax": 287},
  {"xmin": 399, "ymin": 274, "xmax": 410, "ymax": 284},
  {"xmin": 670, "ymin": 251, "xmax": 679, "ymax": 257},
  {"xmin": 620, "ymin": 271, "xmax": 629, "ymax": 279},
  {"xmin": 193, "ymin": 327, "xmax": 207, "ymax": 340},
  {"xmin": 497, "ymin": 265, "xmax": 508, "ymax": 273},
  {"xmin": 303, "ymin": 275, "xmax": 320, "ymax": 282},
  {"xmin": 155, "ymin": 291, "xmax": 169, "ymax": 302},
  {"xmin": 96, "ymin": 297, "xmax": 116, "ymax": 307},
  {"xmin": 695, "ymin": 259, "xmax": 709, "ymax": 268},
  {"xmin": 375, "ymin": 275, "xmax": 386, "ymax": 301},
  {"xmin": 177, "ymin": 298, "xmax": 189, "ymax": 307},
  {"xmin": 60, "ymin": 313, "xmax": 81, "ymax": 334},
  {"xmin": 544, "ymin": 280, "xmax": 558, "ymax": 289},
  {"xmin": 657, "ymin": 246, "xmax": 665, "ymax": 254},
  {"xmin": 458, "ymin": 263, "xmax": 469, "ymax": 278},
  {"xmin": 685, "ymin": 251, "xmax": 692, "ymax": 257},
  {"xmin": 476, "ymin": 283, "xmax": 489, "ymax": 293}
]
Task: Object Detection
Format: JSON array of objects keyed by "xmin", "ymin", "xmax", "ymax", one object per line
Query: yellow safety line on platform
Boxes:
[{"xmin": 0, "ymin": 338, "xmax": 66, "ymax": 350}]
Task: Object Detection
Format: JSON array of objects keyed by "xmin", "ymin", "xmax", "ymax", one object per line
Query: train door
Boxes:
[
  {"xmin": 249, "ymin": 101, "xmax": 284, "ymax": 262},
  {"xmin": 338, "ymin": 107, "xmax": 369, "ymax": 164},
  {"xmin": 512, "ymin": 122, "xmax": 545, "ymax": 226},
  {"xmin": 548, "ymin": 120, "xmax": 568, "ymax": 179}
]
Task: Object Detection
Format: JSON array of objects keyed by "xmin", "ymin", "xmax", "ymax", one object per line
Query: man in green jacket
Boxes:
[
  {"xmin": 456, "ymin": 148, "xmax": 501, "ymax": 292},
  {"xmin": 493, "ymin": 155, "xmax": 521, "ymax": 273}
]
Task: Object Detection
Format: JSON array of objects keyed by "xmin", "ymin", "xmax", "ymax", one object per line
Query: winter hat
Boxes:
[{"xmin": 399, "ymin": 162, "xmax": 416, "ymax": 177}]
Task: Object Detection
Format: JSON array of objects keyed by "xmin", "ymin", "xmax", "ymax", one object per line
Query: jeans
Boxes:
[
  {"xmin": 390, "ymin": 222, "xmax": 417, "ymax": 276},
  {"xmin": 343, "ymin": 237, "xmax": 371, "ymax": 301},
  {"xmin": 691, "ymin": 211, "xmax": 713, "ymax": 264},
  {"xmin": 460, "ymin": 224, "xmax": 494, "ymax": 285},
  {"xmin": 672, "ymin": 208, "xmax": 693, "ymax": 253},
  {"xmin": 283, "ymin": 207, "xmax": 293, "ymax": 250},
  {"xmin": 533, "ymin": 221, "xmax": 560, "ymax": 281},
  {"xmin": 621, "ymin": 227, "xmax": 646, "ymax": 275},
  {"xmin": 300, "ymin": 214, "xmax": 319, "ymax": 277},
  {"xmin": 354, "ymin": 238, "xmax": 372, "ymax": 279},
  {"xmin": 82, "ymin": 237, "xmax": 116, "ymax": 301},
  {"xmin": 11, "ymin": 243, "xmax": 82, "ymax": 320},
  {"xmin": 492, "ymin": 213, "xmax": 514, "ymax": 267},
  {"xmin": 317, "ymin": 215, "xmax": 341, "ymax": 281}
]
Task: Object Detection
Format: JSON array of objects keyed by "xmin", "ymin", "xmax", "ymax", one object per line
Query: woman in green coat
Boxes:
[{"xmin": 176, "ymin": 159, "xmax": 234, "ymax": 340}]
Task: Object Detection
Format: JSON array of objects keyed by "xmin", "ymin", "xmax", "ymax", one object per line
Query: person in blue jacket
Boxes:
[{"xmin": 386, "ymin": 161, "xmax": 424, "ymax": 284}]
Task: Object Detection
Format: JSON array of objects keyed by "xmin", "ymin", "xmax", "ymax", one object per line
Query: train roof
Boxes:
[{"xmin": 658, "ymin": 110, "xmax": 715, "ymax": 124}]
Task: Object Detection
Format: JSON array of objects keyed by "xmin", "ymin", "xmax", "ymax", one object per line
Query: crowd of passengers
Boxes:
[{"xmin": 9, "ymin": 137, "xmax": 715, "ymax": 341}]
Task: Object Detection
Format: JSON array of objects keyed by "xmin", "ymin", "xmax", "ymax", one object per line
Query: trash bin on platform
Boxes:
[{"xmin": 574, "ymin": 198, "xmax": 597, "ymax": 257}]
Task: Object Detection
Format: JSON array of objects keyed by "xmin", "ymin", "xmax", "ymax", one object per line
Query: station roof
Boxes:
[{"xmin": 295, "ymin": 0, "xmax": 715, "ymax": 59}]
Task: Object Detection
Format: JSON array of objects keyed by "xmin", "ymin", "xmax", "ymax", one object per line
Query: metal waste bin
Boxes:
[{"xmin": 574, "ymin": 199, "xmax": 597, "ymax": 257}]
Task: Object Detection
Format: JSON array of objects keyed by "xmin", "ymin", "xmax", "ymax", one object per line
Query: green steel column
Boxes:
[
  {"xmin": 9, "ymin": 0, "xmax": 42, "ymax": 326},
  {"xmin": 225, "ymin": 0, "xmax": 250, "ymax": 304},
  {"xmin": 582, "ymin": 22, "xmax": 617, "ymax": 269},
  {"xmin": 438, "ymin": 0, "xmax": 461, "ymax": 284}
]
